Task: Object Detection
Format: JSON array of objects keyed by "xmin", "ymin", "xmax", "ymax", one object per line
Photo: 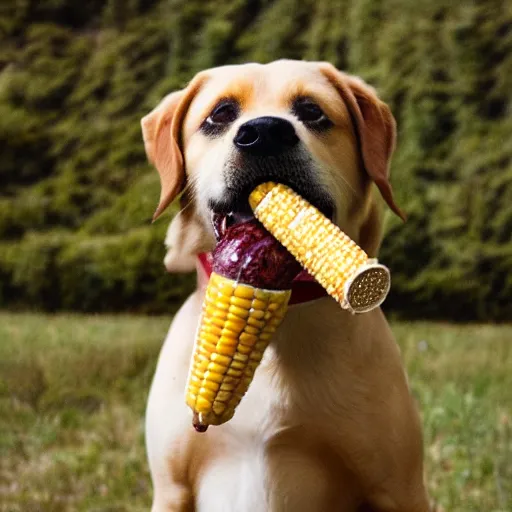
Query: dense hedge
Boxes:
[{"xmin": 1, "ymin": 0, "xmax": 511, "ymax": 320}]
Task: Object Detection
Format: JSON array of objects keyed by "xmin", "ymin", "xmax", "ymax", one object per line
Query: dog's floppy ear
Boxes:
[
  {"xmin": 318, "ymin": 63, "xmax": 405, "ymax": 221},
  {"xmin": 141, "ymin": 73, "xmax": 207, "ymax": 220}
]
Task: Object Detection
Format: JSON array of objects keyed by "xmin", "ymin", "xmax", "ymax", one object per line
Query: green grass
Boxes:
[{"xmin": 0, "ymin": 313, "xmax": 511, "ymax": 511}]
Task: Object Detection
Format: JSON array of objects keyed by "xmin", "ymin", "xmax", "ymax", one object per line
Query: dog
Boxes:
[{"xmin": 142, "ymin": 60, "xmax": 431, "ymax": 511}]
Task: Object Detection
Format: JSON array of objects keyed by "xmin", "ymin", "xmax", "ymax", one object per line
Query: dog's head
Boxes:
[{"xmin": 142, "ymin": 60, "xmax": 403, "ymax": 272}]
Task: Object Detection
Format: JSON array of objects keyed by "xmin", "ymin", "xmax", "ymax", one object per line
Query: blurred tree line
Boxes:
[{"xmin": 0, "ymin": 0, "xmax": 511, "ymax": 320}]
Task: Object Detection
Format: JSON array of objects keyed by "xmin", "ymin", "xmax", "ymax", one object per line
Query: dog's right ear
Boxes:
[{"xmin": 141, "ymin": 73, "xmax": 207, "ymax": 220}]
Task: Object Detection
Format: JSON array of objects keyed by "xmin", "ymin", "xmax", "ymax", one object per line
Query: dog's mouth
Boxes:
[
  {"xmin": 208, "ymin": 150, "xmax": 336, "ymax": 242},
  {"xmin": 209, "ymin": 183, "xmax": 335, "ymax": 242},
  {"xmin": 207, "ymin": 184, "xmax": 334, "ymax": 286}
]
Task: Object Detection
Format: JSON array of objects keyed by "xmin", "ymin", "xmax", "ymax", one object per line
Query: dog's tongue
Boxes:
[{"xmin": 212, "ymin": 219, "xmax": 301, "ymax": 290}]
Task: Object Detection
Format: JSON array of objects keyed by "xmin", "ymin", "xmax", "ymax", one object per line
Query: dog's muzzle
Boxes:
[{"xmin": 208, "ymin": 116, "xmax": 335, "ymax": 221}]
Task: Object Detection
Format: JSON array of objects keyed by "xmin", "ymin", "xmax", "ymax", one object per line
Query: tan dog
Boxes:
[{"xmin": 142, "ymin": 60, "xmax": 430, "ymax": 512}]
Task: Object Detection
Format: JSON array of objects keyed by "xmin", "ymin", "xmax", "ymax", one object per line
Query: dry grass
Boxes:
[{"xmin": 1, "ymin": 313, "xmax": 511, "ymax": 511}]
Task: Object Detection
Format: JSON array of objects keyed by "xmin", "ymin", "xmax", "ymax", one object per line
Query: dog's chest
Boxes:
[{"xmin": 228, "ymin": 340, "xmax": 334, "ymax": 436}]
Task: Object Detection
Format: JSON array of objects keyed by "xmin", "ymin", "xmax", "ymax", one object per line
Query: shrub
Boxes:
[{"xmin": 1, "ymin": 0, "xmax": 512, "ymax": 320}]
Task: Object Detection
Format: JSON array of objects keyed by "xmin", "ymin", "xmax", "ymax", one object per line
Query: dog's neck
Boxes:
[{"xmin": 196, "ymin": 253, "xmax": 329, "ymax": 305}]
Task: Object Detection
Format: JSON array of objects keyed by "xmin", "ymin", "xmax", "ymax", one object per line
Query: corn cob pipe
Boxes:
[
  {"xmin": 186, "ymin": 219, "xmax": 300, "ymax": 431},
  {"xmin": 249, "ymin": 182, "xmax": 391, "ymax": 314}
]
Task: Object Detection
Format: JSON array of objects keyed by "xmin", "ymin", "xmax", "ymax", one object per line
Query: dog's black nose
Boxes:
[{"xmin": 234, "ymin": 117, "xmax": 299, "ymax": 156}]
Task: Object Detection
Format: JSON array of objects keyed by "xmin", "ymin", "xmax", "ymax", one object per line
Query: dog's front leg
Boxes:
[
  {"xmin": 151, "ymin": 484, "xmax": 194, "ymax": 512},
  {"xmin": 264, "ymin": 428, "xmax": 361, "ymax": 511},
  {"xmin": 146, "ymin": 292, "xmax": 204, "ymax": 512}
]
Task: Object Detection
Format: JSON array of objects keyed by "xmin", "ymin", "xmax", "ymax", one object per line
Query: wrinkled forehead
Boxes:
[{"xmin": 184, "ymin": 61, "xmax": 347, "ymax": 131}]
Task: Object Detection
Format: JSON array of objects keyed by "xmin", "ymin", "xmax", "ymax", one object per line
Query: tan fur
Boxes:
[
  {"xmin": 143, "ymin": 60, "xmax": 430, "ymax": 511},
  {"xmin": 163, "ymin": 192, "xmax": 214, "ymax": 273}
]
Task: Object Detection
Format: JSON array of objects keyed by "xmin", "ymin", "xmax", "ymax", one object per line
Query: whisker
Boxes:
[{"xmin": 339, "ymin": 174, "xmax": 360, "ymax": 199}]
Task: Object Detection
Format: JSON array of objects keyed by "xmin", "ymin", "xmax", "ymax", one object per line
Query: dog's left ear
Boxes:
[
  {"xmin": 141, "ymin": 73, "xmax": 207, "ymax": 220},
  {"xmin": 318, "ymin": 63, "xmax": 405, "ymax": 221}
]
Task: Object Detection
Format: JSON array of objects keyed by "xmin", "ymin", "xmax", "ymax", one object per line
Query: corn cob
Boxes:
[
  {"xmin": 186, "ymin": 272, "xmax": 290, "ymax": 429},
  {"xmin": 186, "ymin": 219, "xmax": 299, "ymax": 431},
  {"xmin": 249, "ymin": 182, "xmax": 391, "ymax": 314}
]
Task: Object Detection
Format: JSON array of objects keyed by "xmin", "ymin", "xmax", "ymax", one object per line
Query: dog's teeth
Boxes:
[
  {"xmin": 212, "ymin": 213, "xmax": 227, "ymax": 240},
  {"xmin": 211, "ymin": 211, "xmax": 256, "ymax": 241}
]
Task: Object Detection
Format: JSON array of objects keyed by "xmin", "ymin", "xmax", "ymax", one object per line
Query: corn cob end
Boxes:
[
  {"xmin": 342, "ymin": 260, "xmax": 390, "ymax": 314},
  {"xmin": 192, "ymin": 412, "xmax": 209, "ymax": 432}
]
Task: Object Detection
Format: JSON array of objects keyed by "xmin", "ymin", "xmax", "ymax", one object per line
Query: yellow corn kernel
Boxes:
[
  {"xmin": 202, "ymin": 324, "xmax": 222, "ymax": 337},
  {"xmin": 186, "ymin": 273, "xmax": 291, "ymax": 429},
  {"xmin": 249, "ymin": 182, "xmax": 391, "ymax": 314},
  {"xmin": 233, "ymin": 352, "xmax": 249, "ymax": 363},
  {"xmin": 216, "ymin": 343, "xmax": 236, "ymax": 356},
  {"xmin": 204, "ymin": 371, "xmax": 223, "ymax": 384},
  {"xmin": 218, "ymin": 335, "xmax": 237, "ymax": 347},
  {"xmin": 225, "ymin": 317, "xmax": 246, "ymax": 333},
  {"xmin": 254, "ymin": 289, "xmax": 272, "ymax": 301},
  {"xmin": 203, "ymin": 380, "xmax": 220, "ymax": 392},
  {"xmin": 210, "ymin": 353, "xmax": 232, "ymax": 366},
  {"xmin": 230, "ymin": 360, "xmax": 246, "ymax": 370},
  {"xmin": 207, "ymin": 361, "xmax": 227, "ymax": 374},
  {"xmin": 233, "ymin": 286, "xmax": 254, "ymax": 299},
  {"xmin": 230, "ymin": 296, "xmax": 253, "ymax": 309},
  {"xmin": 198, "ymin": 344, "xmax": 214, "ymax": 358},
  {"xmin": 229, "ymin": 305, "xmax": 250, "ymax": 319},
  {"xmin": 237, "ymin": 344, "xmax": 252, "ymax": 355},
  {"xmin": 220, "ymin": 381, "xmax": 236, "ymax": 391},
  {"xmin": 199, "ymin": 387, "xmax": 217, "ymax": 401},
  {"xmin": 201, "ymin": 329, "xmax": 217, "ymax": 346},
  {"xmin": 247, "ymin": 317, "xmax": 265, "ymax": 329},
  {"xmin": 212, "ymin": 402, "xmax": 227, "ymax": 415},
  {"xmin": 195, "ymin": 396, "xmax": 211, "ymax": 414},
  {"xmin": 243, "ymin": 325, "xmax": 260, "ymax": 335},
  {"xmin": 239, "ymin": 332, "xmax": 258, "ymax": 346},
  {"xmin": 251, "ymin": 299, "xmax": 267, "ymax": 310},
  {"xmin": 250, "ymin": 309, "xmax": 266, "ymax": 320},
  {"xmin": 211, "ymin": 309, "xmax": 227, "ymax": 320},
  {"xmin": 209, "ymin": 316, "xmax": 227, "ymax": 329}
]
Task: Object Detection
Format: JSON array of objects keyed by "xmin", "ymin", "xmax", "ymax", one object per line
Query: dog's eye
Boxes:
[
  {"xmin": 295, "ymin": 102, "xmax": 324, "ymax": 122},
  {"xmin": 207, "ymin": 101, "xmax": 239, "ymax": 125},
  {"xmin": 292, "ymin": 98, "xmax": 331, "ymax": 129}
]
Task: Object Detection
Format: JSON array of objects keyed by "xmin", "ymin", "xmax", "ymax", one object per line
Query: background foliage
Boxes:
[{"xmin": 1, "ymin": 0, "xmax": 511, "ymax": 320}]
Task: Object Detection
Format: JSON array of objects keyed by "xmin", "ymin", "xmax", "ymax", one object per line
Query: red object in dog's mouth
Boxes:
[{"xmin": 210, "ymin": 212, "xmax": 301, "ymax": 290}]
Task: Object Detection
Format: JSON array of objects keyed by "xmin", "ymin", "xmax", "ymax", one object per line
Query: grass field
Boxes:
[{"xmin": 0, "ymin": 313, "xmax": 511, "ymax": 511}]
